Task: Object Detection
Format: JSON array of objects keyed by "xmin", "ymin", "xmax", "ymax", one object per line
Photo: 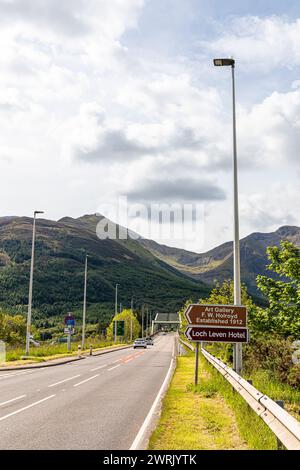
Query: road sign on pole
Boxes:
[
  {"xmin": 64, "ymin": 314, "xmax": 76, "ymax": 327},
  {"xmin": 184, "ymin": 304, "xmax": 247, "ymax": 328},
  {"xmin": 113, "ymin": 320, "xmax": 125, "ymax": 337},
  {"xmin": 185, "ymin": 326, "xmax": 249, "ymax": 343}
]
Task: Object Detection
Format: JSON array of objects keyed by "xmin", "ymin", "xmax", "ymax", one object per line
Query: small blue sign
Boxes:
[{"xmin": 64, "ymin": 315, "xmax": 76, "ymax": 327}]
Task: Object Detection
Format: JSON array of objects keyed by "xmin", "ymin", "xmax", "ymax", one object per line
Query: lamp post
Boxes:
[
  {"xmin": 114, "ymin": 284, "xmax": 119, "ymax": 343},
  {"xmin": 130, "ymin": 297, "xmax": 134, "ymax": 342},
  {"xmin": 213, "ymin": 58, "xmax": 242, "ymax": 373},
  {"xmin": 82, "ymin": 254, "xmax": 89, "ymax": 349},
  {"xmin": 25, "ymin": 210, "xmax": 44, "ymax": 356}
]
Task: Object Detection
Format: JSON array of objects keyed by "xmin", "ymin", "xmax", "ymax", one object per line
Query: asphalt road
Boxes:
[{"xmin": 0, "ymin": 333, "xmax": 174, "ymax": 450}]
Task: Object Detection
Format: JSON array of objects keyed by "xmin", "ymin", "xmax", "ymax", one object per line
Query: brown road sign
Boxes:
[
  {"xmin": 185, "ymin": 326, "xmax": 249, "ymax": 343},
  {"xmin": 184, "ymin": 304, "xmax": 247, "ymax": 328}
]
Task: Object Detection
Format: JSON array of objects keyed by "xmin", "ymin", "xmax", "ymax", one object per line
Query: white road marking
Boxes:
[
  {"xmin": 0, "ymin": 395, "xmax": 26, "ymax": 407},
  {"xmin": 130, "ymin": 339, "xmax": 175, "ymax": 450},
  {"xmin": 90, "ymin": 364, "xmax": 107, "ymax": 372},
  {"xmin": 0, "ymin": 370, "xmax": 32, "ymax": 378},
  {"xmin": 107, "ymin": 364, "xmax": 121, "ymax": 371},
  {"xmin": 48, "ymin": 375, "xmax": 81, "ymax": 388},
  {"xmin": 0, "ymin": 395, "xmax": 56, "ymax": 422},
  {"xmin": 73, "ymin": 374, "xmax": 99, "ymax": 387}
]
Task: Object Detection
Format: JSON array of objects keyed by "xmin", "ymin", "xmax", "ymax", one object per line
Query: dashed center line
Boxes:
[
  {"xmin": 48, "ymin": 375, "xmax": 81, "ymax": 388},
  {"xmin": 0, "ymin": 395, "xmax": 26, "ymax": 407},
  {"xmin": 90, "ymin": 364, "xmax": 107, "ymax": 372},
  {"xmin": 0, "ymin": 395, "xmax": 55, "ymax": 422},
  {"xmin": 107, "ymin": 364, "xmax": 121, "ymax": 371},
  {"xmin": 73, "ymin": 374, "xmax": 99, "ymax": 387}
]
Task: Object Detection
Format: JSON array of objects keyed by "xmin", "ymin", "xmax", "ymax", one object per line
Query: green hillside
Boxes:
[
  {"xmin": 0, "ymin": 215, "xmax": 209, "ymax": 324},
  {"xmin": 139, "ymin": 226, "xmax": 300, "ymax": 298}
]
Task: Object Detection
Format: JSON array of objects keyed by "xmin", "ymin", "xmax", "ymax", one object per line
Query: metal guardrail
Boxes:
[
  {"xmin": 179, "ymin": 337, "xmax": 194, "ymax": 351},
  {"xmin": 201, "ymin": 347, "xmax": 300, "ymax": 450}
]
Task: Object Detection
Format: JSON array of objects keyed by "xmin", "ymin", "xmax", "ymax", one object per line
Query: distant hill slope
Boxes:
[
  {"xmin": 138, "ymin": 226, "xmax": 300, "ymax": 297},
  {"xmin": 0, "ymin": 215, "xmax": 209, "ymax": 318}
]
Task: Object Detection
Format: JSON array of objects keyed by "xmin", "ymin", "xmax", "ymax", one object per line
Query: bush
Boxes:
[{"xmin": 243, "ymin": 334, "xmax": 300, "ymax": 388}]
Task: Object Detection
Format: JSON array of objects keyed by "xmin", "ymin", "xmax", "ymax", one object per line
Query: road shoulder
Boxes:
[{"xmin": 148, "ymin": 352, "xmax": 248, "ymax": 450}]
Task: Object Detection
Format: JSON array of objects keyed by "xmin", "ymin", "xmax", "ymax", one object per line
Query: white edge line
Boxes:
[
  {"xmin": 0, "ymin": 395, "xmax": 55, "ymax": 422},
  {"xmin": 73, "ymin": 374, "xmax": 99, "ymax": 387},
  {"xmin": 107, "ymin": 364, "xmax": 121, "ymax": 371},
  {"xmin": 90, "ymin": 364, "xmax": 107, "ymax": 372},
  {"xmin": 48, "ymin": 375, "xmax": 81, "ymax": 388},
  {"xmin": 130, "ymin": 340, "xmax": 175, "ymax": 450},
  {"xmin": 0, "ymin": 395, "xmax": 26, "ymax": 407},
  {"xmin": 0, "ymin": 370, "xmax": 32, "ymax": 378}
]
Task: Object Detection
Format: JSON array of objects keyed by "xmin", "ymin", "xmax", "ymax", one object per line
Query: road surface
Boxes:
[{"xmin": 0, "ymin": 333, "xmax": 174, "ymax": 449}]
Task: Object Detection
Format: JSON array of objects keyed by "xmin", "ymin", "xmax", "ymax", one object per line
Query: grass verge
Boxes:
[
  {"xmin": 148, "ymin": 352, "xmax": 248, "ymax": 450},
  {"xmin": 200, "ymin": 355, "xmax": 278, "ymax": 449},
  {"xmin": 1, "ymin": 340, "xmax": 129, "ymax": 366}
]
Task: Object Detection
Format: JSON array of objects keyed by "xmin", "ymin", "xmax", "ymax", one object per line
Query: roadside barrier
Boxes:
[{"xmin": 201, "ymin": 347, "xmax": 300, "ymax": 450}]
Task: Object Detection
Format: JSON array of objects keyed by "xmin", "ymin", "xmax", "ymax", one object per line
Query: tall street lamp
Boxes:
[
  {"xmin": 82, "ymin": 254, "xmax": 89, "ymax": 349},
  {"xmin": 130, "ymin": 296, "xmax": 134, "ymax": 342},
  {"xmin": 213, "ymin": 57, "xmax": 242, "ymax": 373},
  {"xmin": 25, "ymin": 210, "xmax": 44, "ymax": 356},
  {"xmin": 114, "ymin": 283, "xmax": 119, "ymax": 343}
]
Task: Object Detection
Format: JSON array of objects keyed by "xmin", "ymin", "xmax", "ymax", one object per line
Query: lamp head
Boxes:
[{"xmin": 213, "ymin": 58, "xmax": 235, "ymax": 67}]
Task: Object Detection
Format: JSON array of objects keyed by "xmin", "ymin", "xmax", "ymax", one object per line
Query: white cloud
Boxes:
[
  {"xmin": 238, "ymin": 88, "xmax": 300, "ymax": 167},
  {"xmin": 203, "ymin": 16, "xmax": 300, "ymax": 71},
  {"xmin": 0, "ymin": 4, "xmax": 299, "ymax": 252},
  {"xmin": 240, "ymin": 184, "xmax": 300, "ymax": 232}
]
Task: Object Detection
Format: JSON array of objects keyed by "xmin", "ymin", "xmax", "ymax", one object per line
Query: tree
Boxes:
[
  {"xmin": 0, "ymin": 312, "xmax": 26, "ymax": 345},
  {"xmin": 106, "ymin": 309, "xmax": 140, "ymax": 342},
  {"xmin": 256, "ymin": 241, "xmax": 300, "ymax": 337},
  {"xmin": 198, "ymin": 279, "xmax": 252, "ymax": 306}
]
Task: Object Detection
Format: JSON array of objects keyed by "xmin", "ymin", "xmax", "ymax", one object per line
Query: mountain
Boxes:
[
  {"xmin": 1, "ymin": 213, "xmax": 298, "ymax": 323},
  {"xmin": 0, "ymin": 214, "xmax": 209, "ymax": 321},
  {"xmin": 138, "ymin": 226, "xmax": 300, "ymax": 297}
]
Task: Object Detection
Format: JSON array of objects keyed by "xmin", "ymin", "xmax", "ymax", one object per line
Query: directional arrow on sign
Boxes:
[
  {"xmin": 184, "ymin": 304, "xmax": 247, "ymax": 327},
  {"xmin": 185, "ymin": 325, "xmax": 249, "ymax": 343}
]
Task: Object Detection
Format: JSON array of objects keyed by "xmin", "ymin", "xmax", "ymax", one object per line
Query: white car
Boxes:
[{"xmin": 133, "ymin": 338, "xmax": 147, "ymax": 349}]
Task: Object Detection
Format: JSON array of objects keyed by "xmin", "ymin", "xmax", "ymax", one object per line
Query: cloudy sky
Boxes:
[{"xmin": 0, "ymin": 0, "xmax": 299, "ymax": 252}]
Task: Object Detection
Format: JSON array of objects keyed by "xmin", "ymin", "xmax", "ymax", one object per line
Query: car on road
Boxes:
[
  {"xmin": 145, "ymin": 337, "xmax": 154, "ymax": 346},
  {"xmin": 133, "ymin": 338, "xmax": 147, "ymax": 349}
]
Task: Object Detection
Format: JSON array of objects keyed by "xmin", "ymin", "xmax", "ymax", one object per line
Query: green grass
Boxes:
[
  {"xmin": 248, "ymin": 370, "xmax": 300, "ymax": 419},
  {"xmin": 3, "ymin": 338, "xmax": 127, "ymax": 364},
  {"xmin": 149, "ymin": 350, "xmax": 286, "ymax": 450},
  {"xmin": 149, "ymin": 353, "xmax": 248, "ymax": 450},
  {"xmin": 200, "ymin": 355, "xmax": 278, "ymax": 449}
]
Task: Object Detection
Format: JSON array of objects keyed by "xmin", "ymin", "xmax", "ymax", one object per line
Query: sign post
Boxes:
[
  {"xmin": 64, "ymin": 313, "xmax": 76, "ymax": 353},
  {"xmin": 184, "ymin": 304, "xmax": 249, "ymax": 381},
  {"xmin": 113, "ymin": 320, "xmax": 125, "ymax": 339},
  {"xmin": 195, "ymin": 342, "xmax": 199, "ymax": 386}
]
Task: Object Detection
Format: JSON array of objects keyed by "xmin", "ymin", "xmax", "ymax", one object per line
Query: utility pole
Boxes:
[
  {"xmin": 146, "ymin": 307, "xmax": 149, "ymax": 336},
  {"xmin": 25, "ymin": 210, "xmax": 44, "ymax": 356},
  {"xmin": 130, "ymin": 297, "xmax": 134, "ymax": 341},
  {"xmin": 82, "ymin": 254, "xmax": 88, "ymax": 349},
  {"xmin": 141, "ymin": 304, "xmax": 144, "ymax": 338},
  {"xmin": 114, "ymin": 283, "xmax": 119, "ymax": 343},
  {"xmin": 214, "ymin": 58, "xmax": 242, "ymax": 373}
]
